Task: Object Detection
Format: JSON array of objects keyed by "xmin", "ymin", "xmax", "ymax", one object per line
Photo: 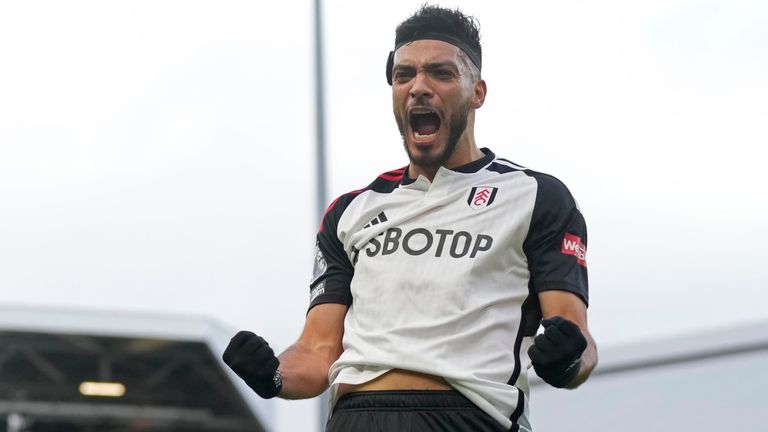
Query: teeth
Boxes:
[
  {"xmin": 414, "ymin": 131, "xmax": 438, "ymax": 140},
  {"xmin": 410, "ymin": 109, "xmax": 435, "ymax": 115}
]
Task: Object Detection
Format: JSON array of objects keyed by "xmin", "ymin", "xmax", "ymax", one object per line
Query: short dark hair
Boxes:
[{"xmin": 394, "ymin": 4, "xmax": 482, "ymax": 69}]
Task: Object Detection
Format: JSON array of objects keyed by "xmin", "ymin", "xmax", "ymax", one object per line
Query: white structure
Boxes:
[{"xmin": 529, "ymin": 321, "xmax": 768, "ymax": 432}]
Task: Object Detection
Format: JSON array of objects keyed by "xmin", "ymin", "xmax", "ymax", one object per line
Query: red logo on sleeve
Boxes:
[{"xmin": 561, "ymin": 233, "xmax": 587, "ymax": 267}]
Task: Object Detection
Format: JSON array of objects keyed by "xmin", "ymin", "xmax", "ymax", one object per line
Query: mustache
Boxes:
[{"xmin": 408, "ymin": 96, "xmax": 434, "ymax": 111}]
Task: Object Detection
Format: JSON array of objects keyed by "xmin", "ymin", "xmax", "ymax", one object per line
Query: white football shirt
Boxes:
[{"xmin": 309, "ymin": 148, "xmax": 588, "ymax": 431}]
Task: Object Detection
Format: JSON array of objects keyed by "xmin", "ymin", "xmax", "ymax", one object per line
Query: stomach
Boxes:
[{"xmin": 336, "ymin": 369, "xmax": 453, "ymax": 398}]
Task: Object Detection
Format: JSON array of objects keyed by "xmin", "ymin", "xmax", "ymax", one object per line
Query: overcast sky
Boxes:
[{"xmin": 1, "ymin": 1, "xmax": 767, "ymax": 430}]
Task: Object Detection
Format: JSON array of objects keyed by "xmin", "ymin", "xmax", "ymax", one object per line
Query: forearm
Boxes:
[{"xmin": 277, "ymin": 341, "xmax": 337, "ymax": 399}]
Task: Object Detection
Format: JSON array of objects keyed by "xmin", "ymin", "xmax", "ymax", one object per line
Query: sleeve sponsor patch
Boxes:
[
  {"xmin": 310, "ymin": 240, "xmax": 328, "ymax": 284},
  {"xmin": 561, "ymin": 233, "xmax": 587, "ymax": 267},
  {"xmin": 310, "ymin": 281, "xmax": 326, "ymax": 303}
]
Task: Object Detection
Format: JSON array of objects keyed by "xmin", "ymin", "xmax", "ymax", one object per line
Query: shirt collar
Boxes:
[{"xmin": 401, "ymin": 148, "xmax": 495, "ymax": 185}]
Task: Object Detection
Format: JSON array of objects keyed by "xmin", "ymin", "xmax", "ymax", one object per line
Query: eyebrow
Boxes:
[{"xmin": 392, "ymin": 62, "xmax": 460, "ymax": 73}]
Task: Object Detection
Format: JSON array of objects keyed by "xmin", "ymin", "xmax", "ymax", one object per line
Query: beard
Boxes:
[{"xmin": 396, "ymin": 98, "xmax": 471, "ymax": 169}]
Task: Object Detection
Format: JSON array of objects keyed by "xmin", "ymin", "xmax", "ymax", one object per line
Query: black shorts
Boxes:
[{"xmin": 326, "ymin": 390, "xmax": 511, "ymax": 432}]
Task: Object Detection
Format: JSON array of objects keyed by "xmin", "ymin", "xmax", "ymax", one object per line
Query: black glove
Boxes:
[
  {"xmin": 223, "ymin": 331, "xmax": 282, "ymax": 399},
  {"xmin": 528, "ymin": 316, "xmax": 587, "ymax": 388}
]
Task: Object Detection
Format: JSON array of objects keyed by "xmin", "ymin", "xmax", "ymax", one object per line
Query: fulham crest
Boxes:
[{"xmin": 468, "ymin": 186, "xmax": 498, "ymax": 210}]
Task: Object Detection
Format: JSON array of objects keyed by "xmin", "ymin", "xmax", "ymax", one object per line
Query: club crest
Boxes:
[{"xmin": 467, "ymin": 186, "xmax": 498, "ymax": 210}]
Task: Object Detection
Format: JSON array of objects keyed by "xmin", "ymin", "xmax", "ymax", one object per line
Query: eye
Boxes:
[
  {"xmin": 394, "ymin": 70, "xmax": 414, "ymax": 82},
  {"xmin": 434, "ymin": 69, "xmax": 454, "ymax": 79},
  {"xmin": 394, "ymin": 70, "xmax": 413, "ymax": 81}
]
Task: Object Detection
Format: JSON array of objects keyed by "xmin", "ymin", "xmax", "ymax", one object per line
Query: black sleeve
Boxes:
[
  {"xmin": 308, "ymin": 194, "xmax": 356, "ymax": 311},
  {"xmin": 522, "ymin": 173, "xmax": 589, "ymax": 306}
]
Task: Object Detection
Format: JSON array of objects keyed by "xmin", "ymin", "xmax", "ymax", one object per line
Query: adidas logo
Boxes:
[{"xmin": 363, "ymin": 212, "xmax": 388, "ymax": 229}]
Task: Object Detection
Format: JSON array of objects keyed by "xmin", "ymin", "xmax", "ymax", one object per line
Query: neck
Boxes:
[{"xmin": 408, "ymin": 126, "xmax": 483, "ymax": 182}]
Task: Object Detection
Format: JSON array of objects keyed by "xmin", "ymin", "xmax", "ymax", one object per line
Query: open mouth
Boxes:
[{"xmin": 409, "ymin": 109, "xmax": 442, "ymax": 142}]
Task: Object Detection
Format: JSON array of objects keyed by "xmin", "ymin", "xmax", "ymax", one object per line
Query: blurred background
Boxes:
[{"xmin": 1, "ymin": 0, "xmax": 766, "ymax": 430}]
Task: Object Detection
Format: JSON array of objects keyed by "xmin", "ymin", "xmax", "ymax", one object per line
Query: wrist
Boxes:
[
  {"xmin": 256, "ymin": 369, "xmax": 283, "ymax": 399},
  {"xmin": 543, "ymin": 357, "xmax": 581, "ymax": 388}
]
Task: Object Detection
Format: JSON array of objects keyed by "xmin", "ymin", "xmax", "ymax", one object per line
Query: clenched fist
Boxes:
[
  {"xmin": 528, "ymin": 316, "xmax": 587, "ymax": 388},
  {"xmin": 223, "ymin": 331, "xmax": 282, "ymax": 399}
]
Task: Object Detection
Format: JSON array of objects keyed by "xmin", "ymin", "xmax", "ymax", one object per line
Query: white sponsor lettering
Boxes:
[{"xmin": 309, "ymin": 282, "xmax": 325, "ymax": 303}]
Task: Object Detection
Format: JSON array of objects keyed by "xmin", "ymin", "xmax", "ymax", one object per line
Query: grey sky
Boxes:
[{"xmin": 1, "ymin": 1, "xmax": 767, "ymax": 430}]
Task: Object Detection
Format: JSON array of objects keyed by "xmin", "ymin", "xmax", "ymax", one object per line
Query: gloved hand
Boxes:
[
  {"xmin": 528, "ymin": 316, "xmax": 587, "ymax": 388},
  {"xmin": 223, "ymin": 331, "xmax": 282, "ymax": 399}
]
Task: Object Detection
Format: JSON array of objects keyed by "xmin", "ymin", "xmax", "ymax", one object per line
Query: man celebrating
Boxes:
[{"xmin": 224, "ymin": 5, "xmax": 597, "ymax": 431}]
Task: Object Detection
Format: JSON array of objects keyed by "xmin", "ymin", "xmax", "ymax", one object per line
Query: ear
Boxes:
[{"xmin": 472, "ymin": 79, "xmax": 487, "ymax": 109}]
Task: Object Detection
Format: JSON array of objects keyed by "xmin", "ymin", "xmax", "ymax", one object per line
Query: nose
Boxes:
[{"xmin": 409, "ymin": 72, "xmax": 433, "ymax": 100}]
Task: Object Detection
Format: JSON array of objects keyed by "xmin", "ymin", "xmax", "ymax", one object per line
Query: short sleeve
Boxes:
[
  {"xmin": 523, "ymin": 174, "xmax": 589, "ymax": 306},
  {"xmin": 308, "ymin": 194, "xmax": 356, "ymax": 311}
]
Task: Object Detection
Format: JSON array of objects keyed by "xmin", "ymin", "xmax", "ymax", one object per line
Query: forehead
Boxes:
[{"xmin": 392, "ymin": 39, "xmax": 462, "ymax": 66}]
